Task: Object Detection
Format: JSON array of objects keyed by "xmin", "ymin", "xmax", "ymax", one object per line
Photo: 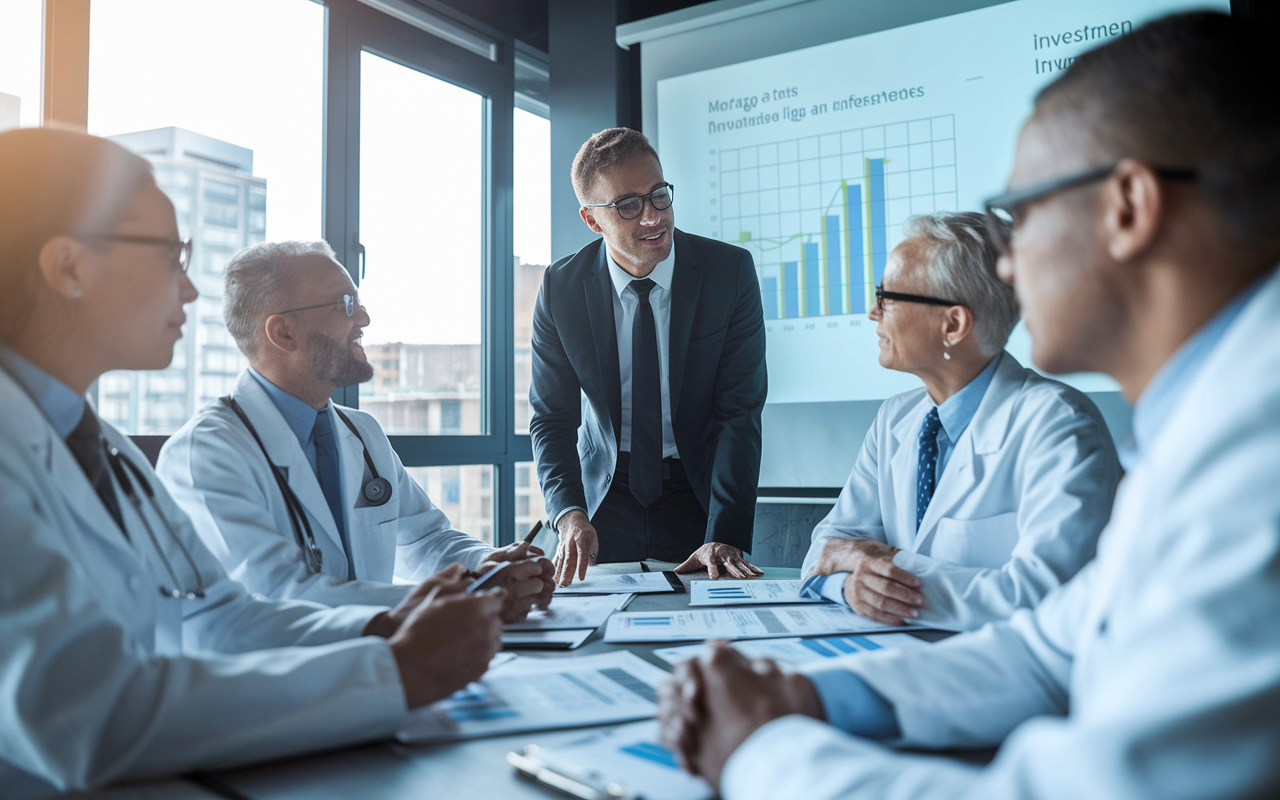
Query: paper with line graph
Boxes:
[
  {"xmin": 689, "ymin": 578, "xmax": 823, "ymax": 606},
  {"xmin": 398, "ymin": 651, "xmax": 670, "ymax": 744},
  {"xmin": 603, "ymin": 604, "xmax": 916, "ymax": 643}
]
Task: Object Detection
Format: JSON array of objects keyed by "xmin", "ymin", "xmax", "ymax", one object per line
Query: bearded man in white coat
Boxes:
[
  {"xmin": 659, "ymin": 12, "xmax": 1280, "ymax": 799},
  {"xmin": 800, "ymin": 211, "xmax": 1120, "ymax": 632},
  {"xmin": 157, "ymin": 241, "xmax": 553, "ymax": 622}
]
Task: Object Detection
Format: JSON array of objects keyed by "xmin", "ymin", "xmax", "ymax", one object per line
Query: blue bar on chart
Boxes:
[
  {"xmin": 845, "ymin": 183, "xmax": 865, "ymax": 313},
  {"xmin": 803, "ymin": 242, "xmax": 820, "ymax": 316},
  {"xmin": 762, "ymin": 277, "xmax": 779, "ymax": 320},
  {"xmin": 869, "ymin": 158, "xmax": 888, "ymax": 286},
  {"xmin": 824, "ymin": 215, "xmax": 842, "ymax": 316},
  {"xmin": 784, "ymin": 262, "xmax": 799, "ymax": 318}
]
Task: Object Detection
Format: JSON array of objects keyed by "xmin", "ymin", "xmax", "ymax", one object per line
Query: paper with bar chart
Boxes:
[
  {"xmin": 603, "ymin": 604, "xmax": 917, "ymax": 643},
  {"xmin": 689, "ymin": 578, "xmax": 823, "ymax": 606},
  {"xmin": 653, "ymin": 632, "xmax": 925, "ymax": 667}
]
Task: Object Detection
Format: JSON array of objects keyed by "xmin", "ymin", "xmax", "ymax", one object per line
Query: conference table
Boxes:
[{"xmin": 77, "ymin": 564, "xmax": 950, "ymax": 800}]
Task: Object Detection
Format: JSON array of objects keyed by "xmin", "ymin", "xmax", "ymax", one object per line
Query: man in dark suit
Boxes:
[{"xmin": 531, "ymin": 128, "xmax": 768, "ymax": 586}]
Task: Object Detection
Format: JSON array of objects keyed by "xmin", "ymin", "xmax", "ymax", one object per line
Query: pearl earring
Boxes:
[{"xmin": 943, "ymin": 343, "xmax": 951, "ymax": 361}]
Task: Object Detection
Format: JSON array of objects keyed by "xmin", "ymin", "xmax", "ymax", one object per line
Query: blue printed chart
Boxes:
[{"xmin": 713, "ymin": 115, "xmax": 958, "ymax": 322}]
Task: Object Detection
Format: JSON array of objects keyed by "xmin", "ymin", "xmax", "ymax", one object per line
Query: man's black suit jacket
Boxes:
[{"xmin": 529, "ymin": 229, "xmax": 767, "ymax": 553}]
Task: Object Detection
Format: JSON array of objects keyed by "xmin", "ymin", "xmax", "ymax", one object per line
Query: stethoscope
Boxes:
[
  {"xmin": 103, "ymin": 445, "xmax": 208, "ymax": 599},
  {"xmin": 0, "ymin": 361, "xmax": 206, "ymax": 600},
  {"xmin": 219, "ymin": 396, "xmax": 392, "ymax": 575}
]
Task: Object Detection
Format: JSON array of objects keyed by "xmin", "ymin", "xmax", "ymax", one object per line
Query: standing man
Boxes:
[
  {"xmin": 531, "ymin": 128, "xmax": 768, "ymax": 585},
  {"xmin": 159, "ymin": 241, "xmax": 552, "ymax": 621},
  {"xmin": 658, "ymin": 12, "xmax": 1280, "ymax": 799}
]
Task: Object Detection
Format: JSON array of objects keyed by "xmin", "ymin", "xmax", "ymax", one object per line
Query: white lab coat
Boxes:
[
  {"xmin": 157, "ymin": 370, "xmax": 493, "ymax": 608},
  {"xmin": 0, "ymin": 370, "xmax": 407, "ymax": 798},
  {"xmin": 802, "ymin": 352, "xmax": 1121, "ymax": 631},
  {"xmin": 722, "ymin": 268, "xmax": 1280, "ymax": 800}
]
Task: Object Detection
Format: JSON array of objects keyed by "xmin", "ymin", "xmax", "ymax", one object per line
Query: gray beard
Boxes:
[{"xmin": 306, "ymin": 330, "xmax": 374, "ymax": 387}]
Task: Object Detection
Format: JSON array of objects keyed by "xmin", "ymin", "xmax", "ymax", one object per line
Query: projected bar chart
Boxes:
[{"xmin": 715, "ymin": 115, "xmax": 958, "ymax": 320}]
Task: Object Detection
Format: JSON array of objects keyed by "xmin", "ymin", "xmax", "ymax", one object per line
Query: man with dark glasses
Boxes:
[
  {"xmin": 659, "ymin": 12, "xmax": 1280, "ymax": 799},
  {"xmin": 797, "ymin": 211, "xmax": 1119, "ymax": 633},
  {"xmin": 530, "ymin": 127, "xmax": 768, "ymax": 585}
]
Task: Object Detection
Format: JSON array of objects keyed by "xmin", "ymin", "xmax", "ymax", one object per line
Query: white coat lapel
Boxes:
[
  {"xmin": 0, "ymin": 372, "xmax": 138, "ymax": 561},
  {"xmin": 335, "ymin": 405, "xmax": 378, "ymax": 577},
  {"xmin": 913, "ymin": 353, "xmax": 1025, "ymax": 550},
  {"xmin": 230, "ymin": 372, "xmax": 346, "ymax": 553}
]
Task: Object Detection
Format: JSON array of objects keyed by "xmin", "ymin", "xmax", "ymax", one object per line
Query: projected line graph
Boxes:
[{"xmin": 712, "ymin": 115, "xmax": 958, "ymax": 320}]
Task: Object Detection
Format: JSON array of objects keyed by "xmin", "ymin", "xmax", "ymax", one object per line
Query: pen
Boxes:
[
  {"xmin": 467, "ymin": 561, "xmax": 512, "ymax": 593},
  {"xmin": 522, "ymin": 520, "xmax": 543, "ymax": 545}
]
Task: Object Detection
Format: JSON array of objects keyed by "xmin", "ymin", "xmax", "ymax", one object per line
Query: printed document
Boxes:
[
  {"xmin": 689, "ymin": 579, "xmax": 822, "ymax": 606},
  {"xmin": 603, "ymin": 604, "xmax": 918, "ymax": 643},
  {"xmin": 505, "ymin": 593, "xmax": 634, "ymax": 631},
  {"xmin": 398, "ymin": 651, "xmax": 670, "ymax": 744},
  {"xmin": 554, "ymin": 571, "xmax": 676, "ymax": 595},
  {"xmin": 654, "ymin": 632, "xmax": 924, "ymax": 666}
]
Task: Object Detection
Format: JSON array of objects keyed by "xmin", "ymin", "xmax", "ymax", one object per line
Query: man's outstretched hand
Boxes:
[{"xmin": 674, "ymin": 542, "xmax": 763, "ymax": 579}]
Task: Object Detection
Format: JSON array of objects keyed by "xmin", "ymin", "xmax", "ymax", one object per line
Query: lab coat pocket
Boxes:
[{"xmin": 931, "ymin": 512, "xmax": 1020, "ymax": 570}]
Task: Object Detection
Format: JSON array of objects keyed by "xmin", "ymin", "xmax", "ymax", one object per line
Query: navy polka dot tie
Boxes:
[{"xmin": 916, "ymin": 408, "xmax": 942, "ymax": 530}]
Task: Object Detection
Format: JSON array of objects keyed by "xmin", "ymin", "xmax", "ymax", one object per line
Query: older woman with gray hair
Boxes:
[{"xmin": 800, "ymin": 211, "xmax": 1121, "ymax": 632}]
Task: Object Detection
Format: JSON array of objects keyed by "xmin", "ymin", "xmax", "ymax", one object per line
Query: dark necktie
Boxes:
[
  {"xmin": 312, "ymin": 408, "xmax": 353, "ymax": 578},
  {"xmin": 629, "ymin": 278, "xmax": 663, "ymax": 507},
  {"xmin": 65, "ymin": 404, "xmax": 127, "ymax": 538},
  {"xmin": 916, "ymin": 408, "xmax": 943, "ymax": 530}
]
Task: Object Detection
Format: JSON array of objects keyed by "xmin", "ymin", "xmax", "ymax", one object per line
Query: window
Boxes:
[
  {"xmin": 406, "ymin": 465, "xmax": 496, "ymax": 545},
  {"xmin": 512, "ymin": 110, "xmax": 551, "ymax": 435},
  {"xmin": 356, "ymin": 52, "xmax": 485, "ymax": 436},
  {"xmin": 0, "ymin": 0, "xmax": 43, "ymax": 131},
  {"xmin": 514, "ymin": 460, "xmax": 548, "ymax": 531},
  {"xmin": 88, "ymin": 0, "xmax": 324, "ymax": 435}
]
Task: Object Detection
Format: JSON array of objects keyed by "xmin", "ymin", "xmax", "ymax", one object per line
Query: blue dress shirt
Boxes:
[
  {"xmin": 0, "ymin": 346, "xmax": 86, "ymax": 437},
  {"xmin": 247, "ymin": 367, "xmax": 337, "ymax": 483},
  {"xmin": 807, "ymin": 353, "xmax": 1003, "ymax": 606}
]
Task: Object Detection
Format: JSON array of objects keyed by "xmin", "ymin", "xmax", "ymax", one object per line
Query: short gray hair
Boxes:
[
  {"xmin": 223, "ymin": 239, "xmax": 337, "ymax": 357},
  {"xmin": 904, "ymin": 212, "xmax": 1018, "ymax": 356}
]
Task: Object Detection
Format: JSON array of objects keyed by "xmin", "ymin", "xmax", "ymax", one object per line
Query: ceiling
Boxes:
[{"xmin": 433, "ymin": 0, "xmax": 715, "ymax": 53}]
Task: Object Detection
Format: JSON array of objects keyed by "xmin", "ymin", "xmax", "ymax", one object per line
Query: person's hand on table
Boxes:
[
  {"xmin": 552, "ymin": 509, "xmax": 598, "ymax": 587},
  {"xmin": 814, "ymin": 538, "xmax": 924, "ymax": 625},
  {"xmin": 387, "ymin": 584, "xmax": 505, "ymax": 708},
  {"xmin": 658, "ymin": 641, "xmax": 825, "ymax": 790},
  {"xmin": 472, "ymin": 551, "xmax": 555, "ymax": 622},
  {"xmin": 362, "ymin": 563, "xmax": 471, "ymax": 638},
  {"xmin": 674, "ymin": 542, "xmax": 763, "ymax": 579}
]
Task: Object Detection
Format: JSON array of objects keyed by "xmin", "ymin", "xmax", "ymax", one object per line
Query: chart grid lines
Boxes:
[{"xmin": 714, "ymin": 115, "xmax": 958, "ymax": 320}]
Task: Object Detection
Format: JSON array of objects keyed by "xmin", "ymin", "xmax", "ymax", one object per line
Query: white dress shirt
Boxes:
[{"xmin": 605, "ymin": 242, "xmax": 680, "ymax": 459}]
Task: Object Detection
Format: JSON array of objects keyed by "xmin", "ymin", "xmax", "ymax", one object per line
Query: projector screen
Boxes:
[{"xmin": 639, "ymin": 0, "xmax": 1227, "ymax": 488}]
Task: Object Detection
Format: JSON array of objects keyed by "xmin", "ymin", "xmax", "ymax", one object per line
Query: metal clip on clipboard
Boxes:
[{"xmin": 508, "ymin": 745, "xmax": 641, "ymax": 800}]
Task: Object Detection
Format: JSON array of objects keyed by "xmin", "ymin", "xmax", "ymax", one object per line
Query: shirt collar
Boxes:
[
  {"xmin": 605, "ymin": 237, "xmax": 676, "ymax": 299},
  {"xmin": 1123, "ymin": 267, "xmax": 1274, "ymax": 469},
  {"xmin": 247, "ymin": 367, "xmax": 325, "ymax": 445},
  {"xmin": 934, "ymin": 352, "xmax": 1002, "ymax": 444},
  {"xmin": 0, "ymin": 345, "xmax": 88, "ymax": 438}
]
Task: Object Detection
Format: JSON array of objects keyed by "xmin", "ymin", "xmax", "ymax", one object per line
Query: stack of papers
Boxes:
[
  {"xmin": 554, "ymin": 571, "xmax": 676, "ymax": 595},
  {"xmin": 505, "ymin": 593, "xmax": 634, "ymax": 631},
  {"xmin": 689, "ymin": 579, "xmax": 821, "ymax": 606},
  {"xmin": 603, "ymin": 604, "xmax": 918, "ymax": 643},
  {"xmin": 501, "ymin": 629, "xmax": 594, "ymax": 650},
  {"xmin": 398, "ymin": 651, "xmax": 671, "ymax": 744},
  {"xmin": 509, "ymin": 720, "xmax": 712, "ymax": 800},
  {"xmin": 653, "ymin": 632, "xmax": 924, "ymax": 667}
]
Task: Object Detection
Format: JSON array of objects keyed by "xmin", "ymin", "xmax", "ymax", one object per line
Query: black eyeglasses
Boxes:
[
  {"xmin": 874, "ymin": 285, "xmax": 964, "ymax": 313},
  {"xmin": 983, "ymin": 163, "xmax": 1197, "ymax": 253},
  {"xmin": 582, "ymin": 183, "xmax": 674, "ymax": 220},
  {"xmin": 277, "ymin": 293, "xmax": 361, "ymax": 317},
  {"xmin": 78, "ymin": 234, "xmax": 193, "ymax": 273}
]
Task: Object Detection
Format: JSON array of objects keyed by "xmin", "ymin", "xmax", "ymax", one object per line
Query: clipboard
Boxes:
[
  {"xmin": 507, "ymin": 721, "xmax": 713, "ymax": 800},
  {"xmin": 508, "ymin": 746, "xmax": 641, "ymax": 800}
]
